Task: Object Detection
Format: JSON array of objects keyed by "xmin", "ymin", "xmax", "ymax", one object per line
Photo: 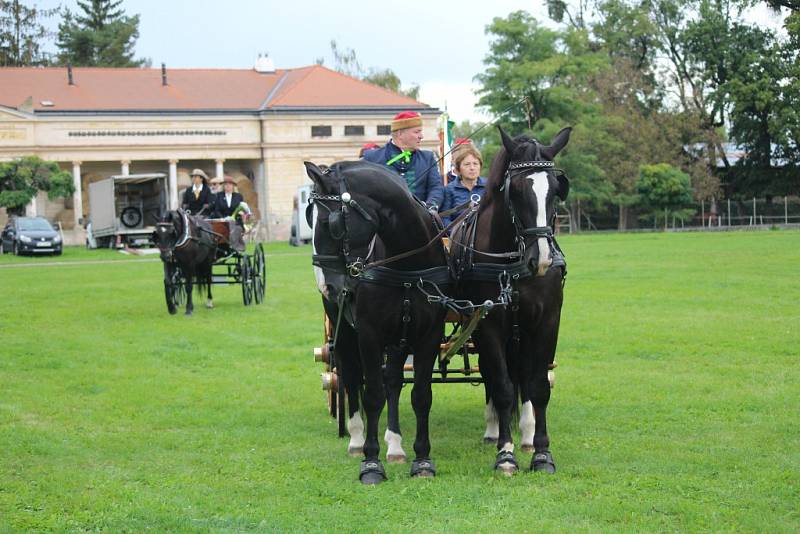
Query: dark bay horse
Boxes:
[
  {"xmin": 309, "ymin": 217, "xmax": 411, "ymax": 463},
  {"xmin": 154, "ymin": 209, "xmax": 217, "ymax": 315},
  {"xmin": 452, "ymin": 126, "xmax": 571, "ymax": 474},
  {"xmin": 306, "ymin": 160, "xmax": 449, "ymax": 484}
]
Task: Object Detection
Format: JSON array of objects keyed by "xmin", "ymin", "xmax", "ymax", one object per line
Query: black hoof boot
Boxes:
[
  {"xmin": 359, "ymin": 459, "xmax": 387, "ymax": 485},
  {"xmin": 494, "ymin": 450, "xmax": 519, "ymax": 476},
  {"xmin": 410, "ymin": 458, "xmax": 436, "ymax": 478},
  {"xmin": 530, "ymin": 450, "xmax": 556, "ymax": 473}
]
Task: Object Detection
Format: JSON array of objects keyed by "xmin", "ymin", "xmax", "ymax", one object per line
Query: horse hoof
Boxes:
[
  {"xmin": 184, "ymin": 310, "xmax": 193, "ymax": 316},
  {"xmin": 494, "ymin": 450, "xmax": 519, "ymax": 476},
  {"xmin": 387, "ymin": 454, "xmax": 407, "ymax": 464},
  {"xmin": 410, "ymin": 459, "xmax": 436, "ymax": 478},
  {"xmin": 168, "ymin": 308, "xmax": 177, "ymax": 315},
  {"xmin": 483, "ymin": 436, "xmax": 498, "ymax": 445},
  {"xmin": 359, "ymin": 459, "xmax": 387, "ymax": 485},
  {"xmin": 497, "ymin": 462, "xmax": 518, "ymax": 476},
  {"xmin": 347, "ymin": 447, "xmax": 363, "ymax": 457},
  {"xmin": 205, "ymin": 301, "xmax": 213, "ymax": 309},
  {"xmin": 521, "ymin": 443, "xmax": 535, "ymax": 453},
  {"xmin": 531, "ymin": 451, "xmax": 556, "ymax": 474}
]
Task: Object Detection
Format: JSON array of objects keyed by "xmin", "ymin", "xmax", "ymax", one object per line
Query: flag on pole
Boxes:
[{"xmin": 438, "ymin": 112, "xmax": 455, "ymax": 182}]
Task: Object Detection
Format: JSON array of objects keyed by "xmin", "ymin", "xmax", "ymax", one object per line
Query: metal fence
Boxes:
[{"xmin": 557, "ymin": 196, "xmax": 800, "ymax": 232}]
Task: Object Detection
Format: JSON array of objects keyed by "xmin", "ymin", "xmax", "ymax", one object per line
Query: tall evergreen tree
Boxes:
[
  {"xmin": 0, "ymin": 0, "xmax": 57, "ymax": 66},
  {"xmin": 56, "ymin": 0, "xmax": 148, "ymax": 67}
]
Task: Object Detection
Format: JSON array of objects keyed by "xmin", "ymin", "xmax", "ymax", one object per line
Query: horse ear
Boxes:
[
  {"xmin": 542, "ymin": 127, "xmax": 572, "ymax": 160},
  {"xmin": 304, "ymin": 162, "xmax": 327, "ymax": 188},
  {"xmin": 556, "ymin": 173, "xmax": 570, "ymax": 201},
  {"xmin": 498, "ymin": 126, "xmax": 516, "ymax": 154}
]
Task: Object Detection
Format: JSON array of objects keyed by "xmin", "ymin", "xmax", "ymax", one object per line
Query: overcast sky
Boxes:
[{"xmin": 34, "ymin": 0, "xmax": 787, "ymax": 122}]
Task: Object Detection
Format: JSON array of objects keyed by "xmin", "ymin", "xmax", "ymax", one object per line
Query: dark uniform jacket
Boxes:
[
  {"xmin": 181, "ymin": 185, "xmax": 213, "ymax": 215},
  {"xmin": 362, "ymin": 141, "xmax": 445, "ymax": 207},
  {"xmin": 213, "ymin": 191, "xmax": 244, "ymax": 218}
]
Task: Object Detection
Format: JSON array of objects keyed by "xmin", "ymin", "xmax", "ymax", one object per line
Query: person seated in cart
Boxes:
[
  {"xmin": 213, "ymin": 175, "xmax": 247, "ymax": 252},
  {"xmin": 209, "ymin": 175, "xmax": 224, "ymax": 197},
  {"xmin": 439, "ymin": 144, "xmax": 486, "ymax": 226},
  {"xmin": 445, "ymin": 138, "xmax": 474, "ymax": 183},
  {"xmin": 362, "ymin": 111, "xmax": 444, "ymax": 208},
  {"xmin": 182, "ymin": 169, "xmax": 213, "ymax": 216}
]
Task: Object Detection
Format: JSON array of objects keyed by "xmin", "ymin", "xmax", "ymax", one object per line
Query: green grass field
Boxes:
[{"xmin": 1, "ymin": 231, "xmax": 798, "ymax": 532}]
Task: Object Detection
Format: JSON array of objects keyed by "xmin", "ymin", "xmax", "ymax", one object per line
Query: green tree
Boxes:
[
  {"xmin": 56, "ymin": 0, "xmax": 148, "ymax": 67},
  {"xmin": 637, "ymin": 163, "xmax": 695, "ymax": 228},
  {"xmin": 0, "ymin": 156, "xmax": 74, "ymax": 215},
  {"xmin": 0, "ymin": 0, "xmax": 57, "ymax": 66}
]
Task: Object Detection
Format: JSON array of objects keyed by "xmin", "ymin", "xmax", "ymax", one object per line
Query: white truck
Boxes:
[
  {"xmin": 290, "ymin": 184, "xmax": 313, "ymax": 246},
  {"xmin": 88, "ymin": 173, "xmax": 169, "ymax": 248}
]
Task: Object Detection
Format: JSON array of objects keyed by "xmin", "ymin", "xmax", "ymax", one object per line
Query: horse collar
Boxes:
[{"xmin": 174, "ymin": 210, "xmax": 192, "ymax": 249}]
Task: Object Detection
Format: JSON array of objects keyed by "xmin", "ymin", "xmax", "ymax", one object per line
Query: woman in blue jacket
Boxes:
[{"xmin": 439, "ymin": 145, "xmax": 486, "ymax": 226}]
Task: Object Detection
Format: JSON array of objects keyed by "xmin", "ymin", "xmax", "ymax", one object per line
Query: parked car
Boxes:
[{"xmin": 1, "ymin": 217, "xmax": 63, "ymax": 256}]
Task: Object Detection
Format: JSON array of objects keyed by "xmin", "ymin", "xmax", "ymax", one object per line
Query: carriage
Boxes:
[{"xmin": 163, "ymin": 218, "xmax": 266, "ymax": 311}]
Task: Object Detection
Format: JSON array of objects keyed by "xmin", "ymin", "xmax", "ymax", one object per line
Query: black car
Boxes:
[{"xmin": 1, "ymin": 217, "xmax": 63, "ymax": 256}]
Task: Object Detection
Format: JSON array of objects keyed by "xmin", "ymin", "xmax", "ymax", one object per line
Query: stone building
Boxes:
[{"xmin": 0, "ymin": 62, "xmax": 440, "ymax": 242}]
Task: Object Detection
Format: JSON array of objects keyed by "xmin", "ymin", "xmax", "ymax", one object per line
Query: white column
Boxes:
[
  {"xmin": 121, "ymin": 159, "xmax": 131, "ymax": 176},
  {"xmin": 169, "ymin": 159, "xmax": 179, "ymax": 210},
  {"xmin": 258, "ymin": 158, "xmax": 270, "ymax": 240},
  {"xmin": 72, "ymin": 161, "xmax": 83, "ymax": 227},
  {"xmin": 25, "ymin": 196, "xmax": 38, "ymax": 217},
  {"xmin": 215, "ymin": 158, "xmax": 225, "ymax": 179}
]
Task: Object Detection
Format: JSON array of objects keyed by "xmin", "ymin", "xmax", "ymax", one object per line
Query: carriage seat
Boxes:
[{"xmin": 207, "ymin": 218, "xmax": 245, "ymax": 253}]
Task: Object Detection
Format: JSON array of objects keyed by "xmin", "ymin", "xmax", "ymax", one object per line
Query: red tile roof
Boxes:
[{"xmin": 0, "ymin": 65, "xmax": 430, "ymax": 112}]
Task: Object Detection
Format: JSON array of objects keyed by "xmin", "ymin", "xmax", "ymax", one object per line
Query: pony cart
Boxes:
[{"xmin": 162, "ymin": 216, "xmax": 266, "ymax": 313}]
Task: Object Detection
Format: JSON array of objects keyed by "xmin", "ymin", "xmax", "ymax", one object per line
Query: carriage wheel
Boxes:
[
  {"xmin": 253, "ymin": 243, "xmax": 266, "ymax": 304},
  {"xmin": 163, "ymin": 263, "xmax": 186, "ymax": 314},
  {"xmin": 240, "ymin": 254, "xmax": 253, "ymax": 306}
]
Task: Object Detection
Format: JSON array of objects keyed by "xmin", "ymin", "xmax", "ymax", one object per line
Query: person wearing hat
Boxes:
[
  {"xmin": 358, "ymin": 142, "xmax": 380, "ymax": 158},
  {"xmin": 213, "ymin": 175, "xmax": 244, "ymax": 219},
  {"xmin": 209, "ymin": 176, "xmax": 224, "ymax": 196},
  {"xmin": 213, "ymin": 175, "xmax": 246, "ymax": 252},
  {"xmin": 362, "ymin": 111, "xmax": 444, "ymax": 208},
  {"xmin": 182, "ymin": 169, "xmax": 213, "ymax": 216}
]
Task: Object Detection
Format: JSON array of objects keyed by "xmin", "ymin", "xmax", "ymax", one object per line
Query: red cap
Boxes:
[
  {"xmin": 361, "ymin": 142, "xmax": 380, "ymax": 150},
  {"xmin": 454, "ymin": 138, "xmax": 472, "ymax": 145},
  {"xmin": 391, "ymin": 111, "xmax": 423, "ymax": 132}
]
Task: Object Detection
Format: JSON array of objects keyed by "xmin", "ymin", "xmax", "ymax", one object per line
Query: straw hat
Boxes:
[{"xmin": 190, "ymin": 169, "xmax": 209, "ymax": 181}]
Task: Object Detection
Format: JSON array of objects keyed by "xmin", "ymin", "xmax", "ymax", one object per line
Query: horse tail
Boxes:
[{"xmin": 194, "ymin": 260, "xmax": 212, "ymax": 296}]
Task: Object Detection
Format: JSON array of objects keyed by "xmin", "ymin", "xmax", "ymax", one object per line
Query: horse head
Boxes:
[
  {"xmin": 497, "ymin": 126, "xmax": 571, "ymax": 277},
  {"xmin": 304, "ymin": 162, "xmax": 382, "ymax": 298},
  {"xmin": 154, "ymin": 210, "xmax": 183, "ymax": 262}
]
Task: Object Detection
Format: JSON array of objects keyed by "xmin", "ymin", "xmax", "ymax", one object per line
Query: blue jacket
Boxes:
[
  {"xmin": 362, "ymin": 141, "xmax": 444, "ymax": 207},
  {"xmin": 439, "ymin": 177, "xmax": 487, "ymax": 225}
]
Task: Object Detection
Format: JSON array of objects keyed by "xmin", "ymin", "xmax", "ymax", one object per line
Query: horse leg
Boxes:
[
  {"xmin": 483, "ymin": 384, "xmax": 499, "ymax": 444},
  {"xmin": 184, "ymin": 271, "xmax": 194, "ymax": 316},
  {"xmin": 519, "ymin": 335, "xmax": 536, "ymax": 453},
  {"xmin": 528, "ymin": 316, "xmax": 561, "ymax": 473},
  {"xmin": 409, "ymin": 329, "xmax": 441, "ymax": 478},
  {"xmin": 357, "ymin": 329, "xmax": 387, "ymax": 485},
  {"xmin": 384, "ymin": 344, "xmax": 407, "ymax": 463},
  {"xmin": 338, "ymin": 325, "xmax": 365, "ymax": 457},
  {"xmin": 205, "ymin": 263, "xmax": 214, "ymax": 309},
  {"xmin": 476, "ymin": 324, "xmax": 518, "ymax": 475}
]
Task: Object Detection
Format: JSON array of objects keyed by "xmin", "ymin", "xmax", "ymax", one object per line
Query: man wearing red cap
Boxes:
[{"xmin": 362, "ymin": 111, "xmax": 444, "ymax": 207}]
